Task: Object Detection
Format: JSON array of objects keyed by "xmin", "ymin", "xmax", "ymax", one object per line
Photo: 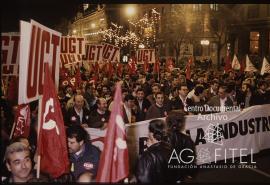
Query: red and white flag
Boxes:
[
  {"xmin": 143, "ymin": 60, "xmax": 149, "ymax": 73},
  {"xmin": 245, "ymin": 55, "xmax": 257, "ymax": 72},
  {"xmin": 261, "ymin": 57, "xmax": 270, "ymax": 75},
  {"xmin": 224, "ymin": 53, "xmax": 232, "ymax": 73},
  {"xmin": 12, "ymin": 104, "xmax": 31, "ymax": 139},
  {"xmin": 186, "ymin": 58, "xmax": 192, "ymax": 80},
  {"xmin": 96, "ymin": 82, "xmax": 129, "ymax": 183},
  {"xmin": 37, "ymin": 63, "xmax": 70, "ymax": 178},
  {"xmin": 153, "ymin": 58, "xmax": 160, "ymax": 74},
  {"xmin": 231, "ymin": 54, "xmax": 241, "ymax": 70},
  {"xmin": 128, "ymin": 58, "xmax": 137, "ymax": 75}
]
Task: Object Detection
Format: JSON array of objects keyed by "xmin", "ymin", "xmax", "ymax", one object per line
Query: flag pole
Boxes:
[
  {"xmin": 36, "ymin": 95, "xmax": 43, "ymax": 179},
  {"xmin": 9, "ymin": 120, "xmax": 16, "ymax": 140}
]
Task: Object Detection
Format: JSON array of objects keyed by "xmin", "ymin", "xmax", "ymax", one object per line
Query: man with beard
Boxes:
[
  {"xmin": 67, "ymin": 125, "xmax": 100, "ymax": 180},
  {"xmin": 88, "ymin": 98, "xmax": 110, "ymax": 129}
]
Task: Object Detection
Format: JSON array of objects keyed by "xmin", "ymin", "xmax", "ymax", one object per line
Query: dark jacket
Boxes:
[
  {"xmin": 64, "ymin": 107, "xmax": 90, "ymax": 127},
  {"xmin": 134, "ymin": 98, "xmax": 151, "ymax": 121},
  {"xmin": 88, "ymin": 109, "xmax": 110, "ymax": 128},
  {"xmin": 135, "ymin": 142, "xmax": 179, "ymax": 183},
  {"xmin": 168, "ymin": 132, "xmax": 197, "ymax": 180},
  {"xmin": 123, "ymin": 106, "xmax": 136, "ymax": 124},
  {"xmin": 145, "ymin": 104, "xmax": 171, "ymax": 120},
  {"xmin": 69, "ymin": 142, "xmax": 100, "ymax": 180},
  {"xmin": 171, "ymin": 96, "xmax": 185, "ymax": 110}
]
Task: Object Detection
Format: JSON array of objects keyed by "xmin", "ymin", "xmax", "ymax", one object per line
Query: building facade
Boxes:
[{"xmin": 228, "ymin": 4, "xmax": 270, "ymax": 67}]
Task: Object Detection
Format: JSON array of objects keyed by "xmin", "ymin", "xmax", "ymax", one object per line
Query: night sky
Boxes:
[{"xmin": 1, "ymin": 1, "xmax": 78, "ymax": 32}]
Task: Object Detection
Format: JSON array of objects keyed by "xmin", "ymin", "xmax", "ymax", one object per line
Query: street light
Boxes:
[
  {"xmin": 200, "ymin": 39, "xmax": 210, "ymax": 45},
  {"xmin": 125, "ymin": 5, "xmax": 136, "ymax": 17}
]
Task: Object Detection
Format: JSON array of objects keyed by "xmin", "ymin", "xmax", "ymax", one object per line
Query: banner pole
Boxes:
[
  {"xmin": 36, "ymin": 95, "xmax": 43, "ymax": 179},
  {"xmin": 9, "ymin": 120, "xmax": 16, "ymax": 140}
]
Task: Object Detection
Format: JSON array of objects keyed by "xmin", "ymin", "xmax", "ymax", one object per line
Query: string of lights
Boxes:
[{"xmin": 84, "ymin": 8, "xmax": 161, "ymax": 49}]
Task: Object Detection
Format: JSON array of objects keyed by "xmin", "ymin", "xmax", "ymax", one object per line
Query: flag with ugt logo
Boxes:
[
  {"xmin": 37, "ymin": 63, "xmax": 70, "ymax": 178},
  {"xmin": 96, "ymin": 82, "xmax": 129, "ymax": 183},
  {"xmin": 12, "ymin": 104, "xmax": 31, "ymax": 139}
]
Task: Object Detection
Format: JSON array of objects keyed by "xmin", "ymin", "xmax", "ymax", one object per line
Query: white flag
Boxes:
[
  {"xmin": 244, "ymin": 55, "xmax": 257, "ymax": 72},
  {"xmin": 231, "ymin": 54, "xmax": 240, "ymax": 70},
  {"xmin": 261, "ymin": 57, "xmax": 270, "ymax": 75}
]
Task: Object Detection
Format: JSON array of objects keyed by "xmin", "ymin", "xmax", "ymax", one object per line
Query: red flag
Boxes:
[
  {"xmin": 186, "ymin": 58, "xmax": 192, "ymax": 80},
  {"xmin": 38, "ymin": 63, "xmax": 70, "ymax": 178},
  {"xmin": 96, "ymin": 82, "xmax": 129, "ymax": 182},
  {"xmin": 12, "ymin": 104, "xmax": 31, "ymax": 139},
  {"xmin": 143, "ymin": 60, "xmax": 149, "ymax": 73},
  {"xmin": 154, "ymin": 58, "xmax": 160, "ymax": 74},
  {"xmin": 117, "ymin": 63, "xmax": 123, "ymax": 77},
  {"xmin": 108, "ymin": 61, "xmax": 114, "ymax": 78},
  {"xmin": 128, "ymin": 59, "xmax": 137, "ymax": 75},
  {"xmin": 224, "ymin": 54, "xmax": 232, "ymax": 73}
]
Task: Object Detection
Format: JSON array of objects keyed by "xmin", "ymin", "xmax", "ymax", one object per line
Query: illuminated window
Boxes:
[
  {"xmin": 249, "ymin": 31, "xmax": 259, "ymax": 54},
  {"xmin": 193, "ymin": 4, "xmax": 202, "ymax": 12},
  {"xmin": 210, "ymin": 4, "xmax": 218, "ymax": 11}
]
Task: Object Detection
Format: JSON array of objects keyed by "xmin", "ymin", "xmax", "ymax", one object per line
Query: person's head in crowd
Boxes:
[
  {"xmin": 210, "ymin": 79, "xmax": 219, "ymax": 93},
  {"xmin": 136, "ymin": 88, "xmax": 145, "ymax": 101},
  {"xmin": 124, "ymin": 94, "xmax": 135, "ymax": 109},
  {"xmin": 65, "ymin": 85, "xmax": 73, "ymax": 96},
  {"xmin": 74, "ymin": 94, "xmax": 85, "ymax": 111},
  {"xmin": 172, "ymin": 77, "xmax": 180, "ymax": 87},
  {"xmin": 151, "ymin": 83, "xmax": 161, "ymax": 95},
  {"xmin": 241, "ymin": 83, "xmax": 252, "ymax": 94},
  {"xmin": 194, "ymin": 85, "xmax": 206, "ymax": 99},
  {"xmin": 257, "ymin": 80, "xmax": 267, "ymax": 92},
  {"xmin": 96, "ymin": 98, "xmax": 107, "ymax": 113},
  {"xmin": 196, "ymin": 75, "xmax": 204, "ymax": 85},
  {"xmin": 218, "ymin": 86, "xmax": 227, "ymax": 100},
  {"xmin": 66, "ymin": 125, "xmax": 90, "ymax": 154},
  {"xmin": 155, "ymin": 92, "xmax": 164, "ymax": 107},
  {"xmin": 75, "ymin": 88, "xmax": 83, "ymax": 96},
  {"xmin": 124, "ymin": 74, "xmax": 130, "ymax": 81},
  {"xmin": 122, "ymin": 88, "xmax": 129, "ymax": 101},
  {"xmin": 10, "ymin": 137, "xmax": 30, "ymax": 150},
  {"xmin": 5, "ymin": 142, "xmax": 33, "ymax": 182},
  {"xmin": 226, "ymin": 82, "xmax": 236, "ymax": 95},
  {"xmin": 77, "ymin": 171, "xmax": 93, "ymax": 183},
  {"xmin": 101, "ymin": 85, "xmax": 109, "ymax": 96},
  {"xmin": 228, "ymin": 70, "xmax": 236, "ymax": 79},
  {"xmin": 166, "ymin": 110, "xmax": 187, "ymax": 133},
  {"xmin": 178, "ymin": 83, "xmax": 189, "ymax": 98},
  {"xmin": 147, "ymin": 119, "xmax": 167, "ymax": 147},
  {"xmin": 179, "ymin": 74, "xmax": 186, "ymax": 84},
  {"xmin": 85, "ymin": 83, "xmax": 95, "ymax": 95},
  {"xmin": 146, "ymin": 74, "xmax": 155, "ymax": 84}
]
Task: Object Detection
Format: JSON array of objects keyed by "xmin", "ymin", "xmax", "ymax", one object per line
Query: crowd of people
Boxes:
[{"xmin": 1, "ymin": 60, "xmax": 270, "ymax": 183}]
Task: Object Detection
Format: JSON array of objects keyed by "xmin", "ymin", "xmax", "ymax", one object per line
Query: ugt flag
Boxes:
[
  {"xmin": 12, "ymin": 104, "xmax": 31, "ymax": 139},
  {"xmin": 37, "ymin": 63, "xmax": 70, "ymax": 178},
  {"xmin": 96, "ymin": 82, "xmax": 129, "ymax": 183}
]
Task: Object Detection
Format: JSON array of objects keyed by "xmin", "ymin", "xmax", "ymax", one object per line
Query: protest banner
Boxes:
[
  {"xmin": 60, "ymin": 36, "xmax": 85, "ymax": 69},
  {"xmin": 1, "ymin": 32, "xmax": 20, "ymax": 77},
  {"xmin": 87, "ymin": 104, "xmax": 270, "ymax": 169},
  {"xmin": 18, "ymin": 20, "xmax": 61, "ymax": 104},
  {"xmin": 136, "ymin": 49, "xmax": 156, "ymax": 64}
]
